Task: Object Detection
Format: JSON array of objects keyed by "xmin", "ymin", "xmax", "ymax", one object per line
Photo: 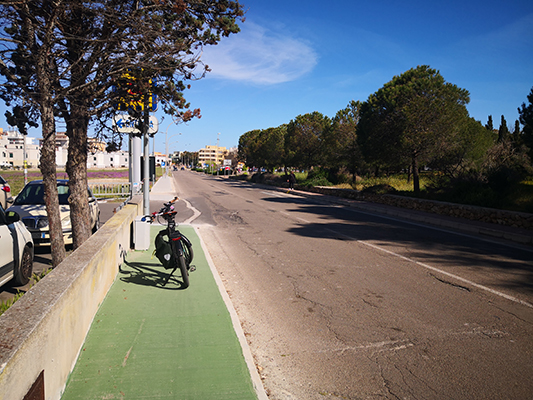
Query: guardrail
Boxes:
[{"xmin": 89, "ymin": 182, "xmax": 131, "ymax": 198}]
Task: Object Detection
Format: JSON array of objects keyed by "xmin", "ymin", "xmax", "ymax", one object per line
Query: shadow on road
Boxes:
[{"xmin": 262, "ymin": 196, "xmax": 533, "ymax": 295}]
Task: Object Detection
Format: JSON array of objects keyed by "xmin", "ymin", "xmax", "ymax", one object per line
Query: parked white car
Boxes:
[
  {"xmin": 0, "ymin": 206, "xmax": 34, "ymax": 288},
  {"xmin": 0, "ymin": 174, "xmax": 13, "ymax": 210},
  {"xmin": 8, "ymin": 180, "xmax": 100, "ymax": 246}
]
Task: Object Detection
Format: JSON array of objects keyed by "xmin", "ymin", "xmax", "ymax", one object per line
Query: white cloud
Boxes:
[{"xmin": 201, "ymin": 22, "xmax": 318, "ymax": 85}]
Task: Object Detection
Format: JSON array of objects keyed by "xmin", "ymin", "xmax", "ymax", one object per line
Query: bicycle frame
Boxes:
[{"xmin": 144, "ymin": 197, "xmax": 194, "ymax": 288}]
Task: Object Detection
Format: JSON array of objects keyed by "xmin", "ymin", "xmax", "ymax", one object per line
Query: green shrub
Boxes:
[
  {"xmin": 0, "ymin": 291, "xmax": 24, "ymax": 317},
  {"xmin": 361, "ymin": 184, "xmax": 397, "ymax": 195},
  {"xmin": 302, "ymin": 168, "xmax": 333, "ymax": 187}
]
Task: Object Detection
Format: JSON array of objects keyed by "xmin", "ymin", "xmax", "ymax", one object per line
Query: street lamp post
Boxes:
[
  {"xmin": 23, "ymin": 133, "xmax": 27, "ymax": 185},
  {"xmin": 165, "ymin": 120, "xmax": 181, "ymax": 176},
  {"xmin": 216, "ymin": 132, "xmax": 220, "ymax": 176}
]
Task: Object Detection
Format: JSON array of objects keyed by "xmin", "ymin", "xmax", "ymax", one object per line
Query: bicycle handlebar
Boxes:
[{"xmin": 141, "ymin": 197, "xmax": 179, "ymax": 222}]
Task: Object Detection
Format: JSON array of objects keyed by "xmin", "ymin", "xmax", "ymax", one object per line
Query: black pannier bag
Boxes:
[{"xmin": 154, "ymin": 231, "xmax": 174, "ymax": 269}]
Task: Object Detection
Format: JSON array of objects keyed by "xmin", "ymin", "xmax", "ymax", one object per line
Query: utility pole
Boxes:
[
  {"xmin": 143, "ymin": 106, "xmax": 150, "ymax": 216},
  {"xmin": 216, "ymin": 132, "xmax": 220, "ymax": 176}
]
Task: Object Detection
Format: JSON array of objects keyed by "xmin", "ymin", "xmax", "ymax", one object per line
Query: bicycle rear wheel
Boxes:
[{"xmin": 177, "ymin": 253, "xmax": 189, "ymax": 289}]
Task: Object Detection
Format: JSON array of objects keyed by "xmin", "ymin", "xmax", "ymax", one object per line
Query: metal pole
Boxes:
[
  {"xmin": 216, "ymin": 132, "xmax": 220, "ymax": 176},
  {"xmin": 143, "ymin": 107, "xmax": 150, "ymax": 215},
  {"xmin": 23, "ymin": 133, "xmax": 27, "ymax": 185},
  {"xmin": 165, "ymin": 121, "xmax": 174, "ymax": 176},
  {"xmin": 128, "ymin": 134, "xmax": 133, "ymax": 197}
]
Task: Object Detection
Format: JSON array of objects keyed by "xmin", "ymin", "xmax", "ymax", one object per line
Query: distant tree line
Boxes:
[{"xmin": 238, "ymin": 66, "xmax": 533, "ymax": 195}]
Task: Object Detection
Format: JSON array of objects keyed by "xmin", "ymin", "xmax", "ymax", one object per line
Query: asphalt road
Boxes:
[{"xmin": 170, "ymin": 170, "xmax": 533, "ymax": 400}]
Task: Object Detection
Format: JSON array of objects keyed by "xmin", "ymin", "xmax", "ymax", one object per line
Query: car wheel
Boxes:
[{"xmin": 14, "ymin": 245, "xmax": 33, "ymax": 286}]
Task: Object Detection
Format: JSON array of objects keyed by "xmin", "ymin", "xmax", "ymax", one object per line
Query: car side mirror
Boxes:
[{"xmin": 6, "ymin": 211, "xmax": 20, "ymax": 224}]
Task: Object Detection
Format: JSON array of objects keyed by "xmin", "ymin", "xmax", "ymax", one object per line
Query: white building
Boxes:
[
  {"xmin": 198, "ymin": 145, "xmax": 227, "ymax": 166},
  {"xmin": 0, "ymin": 127, "xmax": 132, "ymax": 169},
  {"xmin": 87, "ymin": 151, "xmax": 129, "ymax": 169},
  {"xmin": 153, "ymin": 152, "xmax": 166, "ymax": 166},
  {"xmin": 0, "ymin": 128, "xmax": 40, "ymax": 168}
]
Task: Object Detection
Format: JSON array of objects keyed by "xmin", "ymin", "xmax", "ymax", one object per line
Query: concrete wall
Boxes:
[{"xmin": 0, "ymin": 196, "xmax": 143, "ymax": 400}]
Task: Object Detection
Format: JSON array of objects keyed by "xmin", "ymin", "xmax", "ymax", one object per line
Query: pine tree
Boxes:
[
  {"xmin": 485, "ymin": 115, "xmax": 494, "ymax": 131},
  {"xmin": 498, "ymin": 115, "xmax": 510, "ymax": 143}
]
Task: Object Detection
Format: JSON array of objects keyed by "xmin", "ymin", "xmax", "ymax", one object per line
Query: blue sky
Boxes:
[{"xmin": 2, "ymin": 0, "xmax": 533, "ymax": 155}]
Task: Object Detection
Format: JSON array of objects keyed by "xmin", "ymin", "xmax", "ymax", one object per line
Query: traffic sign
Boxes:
[
  {"xmin": 114, "ymin": 72, "xmax": 158, "ymax": 112},
  {"xmin": 113, "ymin": 114, "xmax": 159, "ymax": 134}
]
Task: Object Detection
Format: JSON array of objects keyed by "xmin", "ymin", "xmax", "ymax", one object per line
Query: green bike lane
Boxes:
[{"xmin": 61, "ymin": 224, "xmax": 264, "ymax": 400}]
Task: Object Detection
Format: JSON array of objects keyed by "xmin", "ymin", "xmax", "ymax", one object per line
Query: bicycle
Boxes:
[{"xmin": 142, "ymin": 197, "xmax": 194, "ymax": 288}]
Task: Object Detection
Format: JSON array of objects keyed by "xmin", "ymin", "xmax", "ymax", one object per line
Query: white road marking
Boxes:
[
  {"xmin": 342, "ymin": 205, "xmax": 533, "ymax": 253},
  {"xmin": 325, "ymin": 228, "xmax": 533, "ymax": 309},
  {"xmin": 280, "ymin": 211, "xmax": 311, "ymax": 224}
]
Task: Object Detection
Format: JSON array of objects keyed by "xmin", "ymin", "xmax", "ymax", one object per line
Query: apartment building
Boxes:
[
  {"xmin": 198, "ymin": 145, "xmax": 227, "ymax": 166},
  {"xmin": 0, "ymin": 128, "xmax": 40, "ymax": 168},
  {"xmin": 88, "ymin": 151, "xmax": 129, "ymax": 169}
]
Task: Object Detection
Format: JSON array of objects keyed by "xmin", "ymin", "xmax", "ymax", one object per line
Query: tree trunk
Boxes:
[
  {"xmin": 18, "ymin": 0, "xmax": 66, "ymax": 266},
  {"xmin": 66, "ymin": 108, "xmax": 91, "ymax": 249},
  {"xmin": 34, "ymin": 18, "xmax": 66, "ymax": 266},
  {"xmin": 40, "ymin": 107, "xmax": 67, "ymax": 267},
  {"xmin": 412, "ymin": 155, "xmax": 420, "ymax": 193}
]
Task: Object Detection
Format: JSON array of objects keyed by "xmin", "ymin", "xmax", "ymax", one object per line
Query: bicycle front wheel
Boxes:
[
  {"xmin": 177, "ymin": 254, "xmax": 189, "ymax": 289},
  {"xmin": 180, "ymin": 234, "xmax": 194, "ymax": 265}
]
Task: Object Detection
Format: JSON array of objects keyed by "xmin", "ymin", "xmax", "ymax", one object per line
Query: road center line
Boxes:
[
  {"xmin": 280, "ymin": 211, "xmax": 311, "ymax": 224},
  {"xmin": 325, "ymin": 228, "xmax": 533, "ymax": 309}
]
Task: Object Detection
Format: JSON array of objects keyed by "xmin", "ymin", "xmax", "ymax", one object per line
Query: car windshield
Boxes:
[{"xmin": 14, "ymin": 183, "xmax": 70, "ymax": 205}]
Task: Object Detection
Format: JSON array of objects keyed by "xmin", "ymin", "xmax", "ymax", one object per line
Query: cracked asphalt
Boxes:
[{"xmin": 170, "ymin": 170, "xmax": 533, "ymax": 400}]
